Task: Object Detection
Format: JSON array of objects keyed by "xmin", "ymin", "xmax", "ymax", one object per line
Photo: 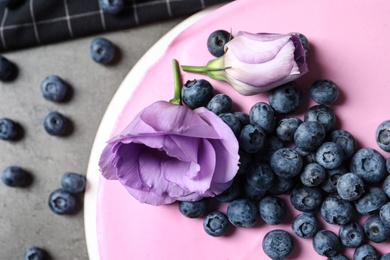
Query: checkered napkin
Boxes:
[{"xmin": 0, "ymin": 0, "xmax": 232, "ymax": 52}]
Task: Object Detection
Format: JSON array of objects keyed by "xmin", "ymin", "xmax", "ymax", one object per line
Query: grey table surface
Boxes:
[{"xmin": 0, "ymin": 17, "xmax": 185, "ymax": 260}]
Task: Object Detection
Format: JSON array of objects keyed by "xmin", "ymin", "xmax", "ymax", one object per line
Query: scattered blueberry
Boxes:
[
  {"xmin": 384, "ymin": 175, "xmax": 390, "ymax": 199},
  {"xmin": 99, "ymin": 0, "xmax": 125, "ymax": 15},
  {"xmin": 376, "ymin": 120, "xmax": 390, "ymax": 152},
  {"xmin": 312, "ymin": 229, "xmax": 340, "ymax": 257},
  {"xmin": 203, "ymin": 211, "xmax": 229, "ymax": 237},
  {"xmin": 254, "ymin": 135, "xmax": 284, "ymax": 163},
  {"xmin": 219, "ymin": 112, "xmax": 241, "ymax": 136},
  {"xmin": 354, "ymin": 186, "xmax": 388, "ymax": 215},
  {"xmin": 320, "ymin": 194, "xmax": 355, "ymax": 225},
  {"xmin": 227, "ymin": 199, "xmax": 259, "ymax": 228},
  {"xmin": 290, "ymin": 184, "xmax": 323, "ymax": 212},
  {"xmin": 298, "ymin": 33, "xmax": 310, "ymax": 57},
  {"xmin": 268, "ymin": 81, "xmax": 303, "ymax": 114},
  {"xmin": 276, "ymin": 117, "xmax": 302, "ymax": 143},
  {"xmin": 300, "ymin": 163, "xmax": 327, "ymax": 187},
  {"xmin": 336, "ymin": 172, "xmax": 365, "ymax": 201},
  {"xmin": 43, "ymin": 111, "xmax": 71, "ymax": 136},
  {"xmin": 270, "ymin": 147, "xmax": 303, "ymax": 179},
  {"xmin": 353, "ymin": 244, "xmax": 380, "ymax": 260},
  {"xmin": 206, "ymin": 93, "xmax": 233, "ymax": 115},
  {"xmin": 350, "ymin": 148, "xmax": 387, "ymax": 184},
  {"xmin": 382, "ymin": 253, "xmax": 390, "ymax": 260},
  {"xmin": 330, "ymin": 129, "xmax": 356, "ymax": 161},
  {"xmin": 0, "ymin": 118, "xmax": 22, "ymax": 141},
  {"xmin": 245, "ymin": 162, "xmax": 275, "ymax": 191},
  {"xmin": 207, "ymin": 30, "xmax": 233, "ymax": 57},
  {"xmin": 339, "ymin": 221, "xmax": 365, "ymax": 248},
  {"xmin": 310, "ymin": 79, "xmax": 339, "ymax": 105},
  {"xmin": 178, "ymin": 199, "xmax": 208, "ymax": 218},
  {"xmin": 181, "ymin": 79, "xmax": 214, "ymax": 109},
  {"xmin": 215, "ymin": 175, "xmax": 243, "ymax": 203},
  {"xmin": 40, "ymin": 75, "xmax": 70, "ymax": 102},
  {"xmin": 268, "ymin": 175, "xmax": 298, "ymax": 195},
  {"xmin": 233, "ymin": 112, "xmax": 250, "ymax": 126},
  {"xmin": 259, "ymin": 195, "xmax": 286, "ymax": 225},
  {"xmin": 249, "ymin": 102, "xmax": 276, "ymax": 134},
  {"xmin": 291, "ymin": 212, "xmax": 318, "ymax": 238},
  {"xmin": 61, "ymin": 172, "xmax": 86, "ymax": 194},
  {"xmin": 328, "ymin": 254, "xmax": 349, "ymax": 260},
  {"xmin": 294, "ymin": 120, "xmax": 326, "ymax": 152},
  {"xmin": 0, "ymin": 55, "xmax": 17, "ymax": 81},
  {"xmin": 262, "ymin": 229, "xmax": 294, "ymax": 260},
  {"xmin": 90, "ymin": 37, "xmax": 117, "ymax": 65},
  {"xmin": 238, "ymin": 124, "xmax": 266, "ymax": 154},
  {"xmin": 48, "ymin": 188, "xmax": 77, "ymax": 215},
  {"xmin": 243, "ymin": 182, "xmax": 267, "ymax": 201},
  {"xmin": 364, "ymin": 214, "xmax": 390, "ymax": 243},
  {"xmin": 380, "ymin": 202, "xmax": 390, "ymax": 227},
  {"xmin": 304, "ymin": 105, "xmax": 336, "ymax": 133},
  {"xmin": 1, "ymin": 165, "xmax": 31, "ymax": 187},
  {"xmin": 24, "ymin": 246, "xmax": 48, "ymax": 260},
  {"xmin": 315, "ymin": 142, "xmax": 344, "ymax": 170},
  {"xmin": 321, "ymin": 166, "xmax": 347, "ymax": 193}
]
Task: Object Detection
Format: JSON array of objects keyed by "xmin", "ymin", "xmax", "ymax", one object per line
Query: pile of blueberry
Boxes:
[{"xmin": 177, "ymin": 30, "xmax": 390, "ymax": 259}]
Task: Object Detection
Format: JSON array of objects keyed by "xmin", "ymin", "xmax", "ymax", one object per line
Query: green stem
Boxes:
[
  {"xmin": 181, "ymin": 56, "xmax": 228, "ymax": 82},
  {"xmin": 169, "ymin": 59, "xmax": 182, "ymax": 105}
]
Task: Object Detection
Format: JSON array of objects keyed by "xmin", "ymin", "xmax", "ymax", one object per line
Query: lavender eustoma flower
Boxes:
[
  {"xmin": 99, "ymin": 100, "xmax": 240, "ymax": 206},
  {"xmin": 182, "ymin": 31, "xmax": 308, "ymax": 95}
]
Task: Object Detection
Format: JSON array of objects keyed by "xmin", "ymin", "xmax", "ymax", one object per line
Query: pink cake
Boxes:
[{"xmin": 87, "ymin": 0, "xmax": 390, "ymax": 259}]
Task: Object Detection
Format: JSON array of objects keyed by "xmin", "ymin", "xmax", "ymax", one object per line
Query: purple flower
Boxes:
[
  {"xmin": 182, "ymin": 31, "xmax": 308, "ymax": 95},
  {"xmin": 99, "ymin": 101, "xmax": 239, "ymax": 206}
]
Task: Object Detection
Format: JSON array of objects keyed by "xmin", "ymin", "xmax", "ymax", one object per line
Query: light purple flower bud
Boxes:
[{"xmin": 99, "ymin": 101, "xmax": 240, "ymax": 206}]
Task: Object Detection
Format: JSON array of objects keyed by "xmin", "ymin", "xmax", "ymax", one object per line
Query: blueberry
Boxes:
[
  {"xmin": 181, "ymin": 79, "xmax": 214, "ymax": 109},
  {"xmin": 384, "ymin": 175, "xmax": 390, "ymax": 199},
  {"xmin": 350, "ymin": 148, "xmax": 387, "ymax": 184},
  {"xmin": 300, "ymin": 163, "xmax": 327, "ymax": 187},
  {"xmin": 249, "ymin": 102, "xmax": 276, "ymax": 134},
  {"xmin": 43, "ymin": 111, "xmax": 71, "ymax": 136},
  {"xmin": 382, "ymin": 253, "xmax": 390, "ymax": 260},
  {"xmin": 215, "ymin": 175, "xmax": 243, "ymax": 203},
  {"xmin": 245, "ymin": 162, "xmax": 275, "ymax": 191},
  {"xmin": 219, "ymin": 113, "xmax": 241, "ymax": 136},
  {"xmin": 262, "ymin": 229, "xmax": 294, "ymax": 260},
  {"xmin": 330, "ymin": 129, "xmax": 356, "ymax": 161},
  {"xmin": 24, "ymin": 246, "xmax": 48, "ymax": 260},
  {"xmin": 316, "ymin": 142, "xmax": 344, "ymax": 170},
  {"xmin": 321, "ymin": 166, "xmax": 347, "ymax": 194},
  {"xmin": 304, "ymin": 105, "xmax": 336, "ymax": 133},
  {"xmin": 61, "ymin": 172, "xmax": 86, "ymax": 194},
  {"xmin": 320, "ymin": 194, "xmax": 355, "ymax": 225},
  {"xmin": 294, "ymin": 121, "xmax": 326, "ymax": 152},
  {"xmin": 40, "ymin": 75, "xmax": 70, "ymax": 102},
  {"xmin": 48, "ymin": 188, "xmax": 77, "ymax": 215},
  {"xmin": 270, "ymin": 147, "xmax": 303, "ymax": 179},
  {"xmin": 291, "ymin": 212, "xmax": 318, "ymax": 238},
  {"xmin": 90, "ymin": 37, "xmax": 117, "ymax": 64},
  {"xmin": 336, "ymin": 172, "xmax": 365, "ymax": 201},
  {"xmin": 387, "ymin": 157, "xmax": 390, "ymax": 173},
  {"xmin": 276, "ymin": 117, "xmax": 302, "ymax": 143},
  {"xmin": 380, "ymin": 202, "xmax": 390, "ymax": 227},
  {"xmin": 1, "ymin": 165, "xmax": 31, "ymax": 187},
  {"xmin": 207, "ymin": 30, "xmax": 233, "ymax": 57},
  {"xmin": 298, "ymin": 33, "xmax": 310, "ymax": 57},
  {"xmin": 268, "ymin": 175, "xmax": 298, "ymax": 195},
  {"xmin": 0, "ymin": 55, "xmax": 17, "ymax": 81},
  {"xmin": 178, "ymin": 199, "xmax": 207, "ymax": 218},
  {"xmin": 233, "ymin": 112, "xmax": 250, "ymax": 126},
  {"xmin": 329, "ymin": 254, "xmax": 349, "ymax": 260},
  {"xmin": 312, "ymin": 230, "xmax": 340, "ymax": 257},
  {"xmin": 99, "ymin": 0, "xmax": 125, "ymax": 15},
  {"xmin": 339, "ymin": 221, "xmax": 365, "ymax": 248},
  {"xmin": 206, "ymin": 93, "xmax": 232, "ymax": 115},
  {"xmin": 353, "ymin": 244, "xmax": 380, "ymax": 260},
  {"xmin": 243, "ymin": 182, "xmax": 267, "ymax": 201},
  {"xmin": 290, "ymin": 184, "xmax": 323, "ymax": 212},
  {"xmin": 227, "ymin": 199, "xmax": 259, "ymax": 228},
  {"xmin": 254, "ymin": 135, "xmax": 284, "ymax": 163},
  {"xmin": 268, "ymin": 81, "xmax": 303, "ymax": 114},
  {"xmin": 354, "ymin": 186, "xmax": 388, "ymax": 215},
  {"xmin": 203, "ymin": 211, "xmax": 229, "ymax": 237},
  {"xmin": 376, "ymin": 120, "xmax": 390, "ymax": 152},
  {"xmin": 259, "ymin": 195, "xmax": 286, "ymax": 225},
  {"xmin": 0, "ymin": 118, "xmax": 22, "ymax": 140},
  {"xmin": 238, "ymin": 124, "xmax": 266, "ymax": 154},
  {"xmin": 310, "ymin": 79, "xmax": 340, "ymax": 105},
  {"xmin": 364, "ymin": 214, "xmax": 390, "ymax": 243}
]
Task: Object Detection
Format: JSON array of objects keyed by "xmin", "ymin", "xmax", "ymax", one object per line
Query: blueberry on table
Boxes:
[
  {"xmin": 259, "ymin": 195, "xmax": 286, "ymax": 225},
  {"xmin": 43, "ymin": 111, "xmax": 71, "ymax": 136},
  {"xmin": 178, "ymin": 199, "xmax": 208, "ymax": 218},
  {"xmin": 249, "ymin": 102, "xmax": 276, "ymax": 134},
  {"xmin": 320, "ymin": 194, "xmax": 355, "ymax": 225},
  {"xmin": 206, "ymin": 93, "xmax": 233, "ymax": 115},
  {"xmin": 315, "ymin": 142, "xmax": 344, "ymax": 170},
  {"xmin": 203, "ymin": 211, "xmax": 229, "ymax": 237},
  {"xmin": 207, "ymin": 30, "xmax": 233, "ymax": 57},
  {"xmin": 297, "ymin": 33, "xmax": 310, "ymax": 57},
  {"xmin": 181, "ymin": 79, "xmax": 214, "ymax": 109},
  {"xmin": 262, "ymin": 229, "xmax": 294, "ymax": 260},
  {"xmin": 376, "ymin": 120, "xmax": 390, "ymax": 152},
  {"xmin": 354, "ymin": 186, "xmax": 387, "ymax": 215},
  {"xmin": 0, "ymin": 55, "xmax": 17, "ymax": 81},
  {"xmin": 290, "ymin": 184, "xmax": 323, "ymax": 213},
  {"xmin": 226, "ymin": 198, "xmax": 259, "ymax": 228},
  {"xmin": 268, "ymin": 81, "xmax": 303, "ymax": 114},
  {"xmin": 353, "ymin": 244, "xmax": 380, "ymax": 260},
  {"xmin": 336, "ymin": 172, "xmax": 364, "ymax": 201},
  {"xmin": 304, "ymin": 105, "xmax": 336, "ymax": 133},
  {"xmin": 330, "ymin": 129, "xmax": 356, "ymax": 161},
  {"xmin": 339, "ymin": 221, "xmax": 365, "ymax": 248},
  {"xmin": 24, "ymin": 246, "xmax": 48, "ymax": 260},
  {"xmin": 238, "ymin": 124, "xmax": 266, "ymax": 154},
  {"xmin": 292, "ymin": 213, "xmax": 318, "ymax": 238},
  {"xmin": 321, "ymin": 166, "xmax": 347, "ymax": 194},
  {"xmin": 40, "ymin": 75, "xmax": 70, "ymax": 102},
  {"xmin": 310, "ymin": 79, "xmax": 339, "ymax": 105},
  {"xmin": 270, "ymin": 147, "xmax": 303, "ymax": 179},
  {"xmin": 1, "ymin": 165, "xmax": 31, "ymax": 187},
  {"xmin": 90, "ymin": 37, "xmax": 117, "ymax": 65},
  {"xmin": 294, "ymin": 120, "xmax": 326, "ymax": 152},
  {"xmin": 99, "ymin": 0, "xmax": 125, "ymax": 15},
  {"xmin": 61, "ymin": 172, "xmax": 86, "ymax": 194},
  {"xmin": 364, "ymin": 214, "xmax": 390, "ymax": 243},
  {"xmin": 300, "ymin": 163, "xmax": 327, "ymax": 187},
  {"xmin": 312, "ymin": 230, "xmax": 340, "ymax": 257},
  {"xmin": 0, "ymin": 118, "xmax": 22, "ymax": 141},
  {"xmin": 276, "ymin": 117, "xmax": 302, "ymax": 143},
  {"xmin": 350, "ymin": 148, "xmax": 386, "ymax": 184},
  {"xmin": 48, "ymin": 188, "xmax": 77, "ymax": 215}
]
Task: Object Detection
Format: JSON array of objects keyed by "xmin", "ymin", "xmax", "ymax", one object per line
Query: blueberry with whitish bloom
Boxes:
[
  {"xmin": 24, "ymin": 246, "xmax": 48, "ymax": 260},
  {"xmin": 206, "ymin": 93, "xmax": 233, "ymax": 115},
  {"xmin": 181, "ymin": 79, "xmax": 214, "ymax": 109},
  {"xmin": 249, "ymin": 102, "xmax": 276, "ymax": 134},
  {"xmin": 294, "ymin": 120, "xmax": 326, "ymax": 152},
  {"xmin": 227, "ymin": 198, "xmax": 259, "ymax": 228},
  {"xmin": 219, "ymin": 113, "xmax": 241, "ymax": 137},
  {"xmin": 292, "ymin": 212, "xmax": 318, "ymax": 238},
  {"xmin": 215, "ymin": 175, "xmax": 243, "ymax": 203},
  {"xmin": 203, "ymin": 211, "xmax": 229, "ymax": 237},
  {"xmin": 353, "ymin": 244, "xmax": 380, "ymax": 260},
  {"xmin": 290, "ymin": 184, "xmax": 323, "ymax": 212},
  {"xmin": 207, "ymin": 30, "xmax": 233, "ymax": 57},
  {"xmin": 268, "ymin": 175, "xmax": 298, "ymax": 195},
  {"xmin": 328, "ymin": 254, "xmax": 348, "ymax": 260},
  {"xmin": 354, "ymin": 186, "xmax": 388, "ymax": 215},
  {"xmin": 382, "ymin": 253, "xmax": 390, "ymax": 260},
  {"xmin": 320, "ymin": 194, "xmax": 355, "ymax": 225},
  {"xmin": 40, "ymin": 75, "xmax": 70, "ymax": 102},
  {"xmin": 245, "ymin": 162, "xmax": 275, "ymax": 191},
  {"xmin": 268, "ymin": 81, "xmax": 303, "ymax": 114},
  {"xmin": 312, "ymin": 230, "xmax": 340, "ymax": 257},
  {"xmin": 61, "ymin": 172, "xmax": 86, "ymax": 194},
  {"xmin": 316, "ymin": 142, "xmax": 344, "ymax": 170},
  {"xmin": 262, "ymin": 229, "xmax": 294, "ymax": 260},
  {"xmin": 300, "ymin": 163, "xmax": 327, "ymax": 187},
  {"xmin": 304, "ymin": 105, "xmax": 336, "ymax": 133},
  {"xmin": 1, "ymin": 165, "xmax": 31, "ymax": 187},
  {"xmin": 178, "ymin": 199, "xmax": 208, "ymax": 218},
  {"xmin": 310, "ymin": 79, "xmax": 339, "ymax": 105},
  {"xmin": 182, "ymin": 31, "xmax": 308, "ymax": 95},
  {"xmin": 350, "ymin": 147, "xmax": 386, "ymax": 184},
  {"xmin": 364, "ymin": 214, "xmax": 390, "ymax": 243},
  {"xmin": 238, "ymin": 124, "xmax": 266, "ymax": 154},
  {"xmin": 43, "ymin": 111, "xmax": 71, "ymax": 136},
  {"xmin": 276, "ymin": 117, "xmax": 302, "ymax": 143},
  {"xmin": 90, "ymin": 37, "xmax": 117, "ymax": 65},
  {"xmin": 384, "ymin": 175, "xmax": 390, "ymax": 199},
  {"xmin": 233, "ymin": 111, "xmax": 249, "ymax": 126},
  {"xmin": 270, "ymin": 147, "xmax": 303, "ymax": 179},
  {"xmin": 0, "ymin": 118, "xmax": 22, "ymax": 141},
  {"xmin": 321, "ymin": 166, "xmax": 347, "ymax": 194},
  {"xmin": 336, "ymin": 172, "xmax": 365, "ymax": 201},
  {"xmin": 330, "ymin": 129, "xmax": 356, "ymax": 161},
  {"xmin": 380, "ymin": 202, "xmax": 390, "ymax": 228},
  {"xmin": 376, "ymin": 120, "xmax": 390, "ymax": 152},
  {"xmin": 48, "ymin": 188, "xmax": 77, "ymax": 215},
  {"xmin": 259, "ymin": 195, "xmax": 286, "ymax": 225},
  {"xmin": 339, "ymin": 221, "xmax": 365, "ymax": 248},
  {"xmin": 243, "ymin": 182, "xmax": 267, "ymax": 201}
]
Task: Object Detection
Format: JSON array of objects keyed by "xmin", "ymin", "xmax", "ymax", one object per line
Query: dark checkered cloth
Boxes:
[{"xmin": 0, "ymin": 0, "xmax": 231, "ymax": 52}]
